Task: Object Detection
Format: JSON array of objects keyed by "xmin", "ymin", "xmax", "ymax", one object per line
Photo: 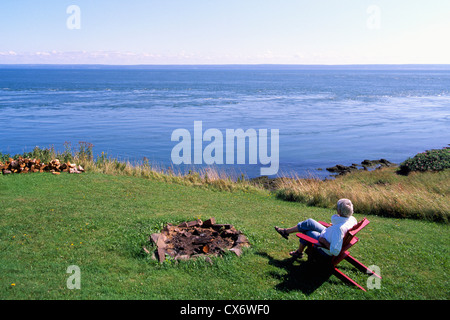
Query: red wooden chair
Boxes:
[{"xmin": 296, "ymin": 217, "xmax": 381, "ymax": 291}]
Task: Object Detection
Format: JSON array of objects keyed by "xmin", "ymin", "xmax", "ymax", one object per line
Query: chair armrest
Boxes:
[
  {"xmin": 296, "ymin": 233, "xmax": 319, "ymax": 245},
  {"xmin": 318, "ymin": 221, "xmax": 331, "ymax": 227}
]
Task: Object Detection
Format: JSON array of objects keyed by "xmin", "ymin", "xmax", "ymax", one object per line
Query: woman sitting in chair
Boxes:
[{"xmin": 274, "ymin": 198, "xmax": 357, "ymax": 258}]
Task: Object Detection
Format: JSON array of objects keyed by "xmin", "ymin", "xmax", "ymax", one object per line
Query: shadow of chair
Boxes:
[{"xmin": 257, "ymin": 251, "xmax": 334, "ymax": 295}]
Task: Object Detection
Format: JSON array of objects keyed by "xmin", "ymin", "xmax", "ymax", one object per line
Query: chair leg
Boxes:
[
  {"xmin": 333, "ymin": 268, "xmax": 367, "ymax": 292},
  {"xmin": 345, "ymin": 255, "xmax": 382, "ymax": 279}
]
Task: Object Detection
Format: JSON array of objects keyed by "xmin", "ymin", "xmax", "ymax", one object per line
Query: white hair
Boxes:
[{"xmin": 337, "ymin": 198, "xmax": 354, "ymax": 217}]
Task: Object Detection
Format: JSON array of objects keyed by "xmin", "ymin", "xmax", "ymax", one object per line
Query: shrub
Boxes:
[
  {"xmin": 0, "ymin": 152, "xmax": 11, "ymax": 162},
  {"xmin": 398, "ymin": 147, "xmax": 450, "ymax": 175},
  {"xmin": 77, "ymin": 141, "xmax": 94, "ymax": 162},
  {"xmin": 19, "ymin": 146, "xmax": 57, "ymax": 163}
]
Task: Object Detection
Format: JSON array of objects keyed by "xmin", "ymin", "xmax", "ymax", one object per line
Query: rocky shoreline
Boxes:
[
  {"xmin": 250, "ymin": 158, "xmax": 397, "ymax": 190},
  {"xmin": 324, "ymin": 158, "xmax": 396, "ymax": 176}
]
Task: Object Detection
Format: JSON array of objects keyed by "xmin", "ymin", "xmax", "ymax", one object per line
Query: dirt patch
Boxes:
[{"xmin": 144, "ymin": 217, "xmax": 250, "ymax": 263}]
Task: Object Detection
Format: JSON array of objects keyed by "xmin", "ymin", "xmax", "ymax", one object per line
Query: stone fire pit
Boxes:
[{"xmin": 145, "ymin": 217, "xmax": 250, "ymax": 263}]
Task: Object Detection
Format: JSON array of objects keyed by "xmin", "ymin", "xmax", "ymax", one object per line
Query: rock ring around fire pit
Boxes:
[{"xmin": 144, "ymin": 217, "xmax": 250, "ymax": 263}]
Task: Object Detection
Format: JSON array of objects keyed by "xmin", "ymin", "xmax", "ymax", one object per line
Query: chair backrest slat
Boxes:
[
  {"xmin": 349, "ymin": 218, "xmax": 370, "ymax": 237},
  {"xmin": 341, "ymin": 218, "xmax": 369, "ymax": 250},
  {"xmin": 341, "ymin": 236, "xmax": 359, "ymax": 253}
]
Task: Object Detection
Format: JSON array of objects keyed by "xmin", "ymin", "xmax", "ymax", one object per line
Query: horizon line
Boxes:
[
  {"xmin": 1, "ymin": 62, "xmax": 450, "ymax": 65},
  {"xmin": 1, "ymin": 63, "xmax": 450, "ymax": 70}
]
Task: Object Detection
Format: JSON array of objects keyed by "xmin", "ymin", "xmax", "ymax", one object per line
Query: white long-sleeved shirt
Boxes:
[{"xmin": 319, "ymin": 214, "xmax": 357, "ymax": 256}]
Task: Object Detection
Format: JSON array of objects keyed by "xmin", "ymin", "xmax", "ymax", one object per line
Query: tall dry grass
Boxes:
[
  {"xmin": 74, "ymin": 151, "xmax": 259, "ymax": 193},
  {"xmin": 276, "ymin": 167, "xmax": 450, "ymax": 222}
]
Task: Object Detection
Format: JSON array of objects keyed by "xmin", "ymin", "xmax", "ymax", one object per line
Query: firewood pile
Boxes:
[
  {"xmin": 0, "ymin": 157, "xmax": 84, "ymax": 175},
  {"xmin": 145, "ymin": 217, "xmax": 250, "ymax": 263}
]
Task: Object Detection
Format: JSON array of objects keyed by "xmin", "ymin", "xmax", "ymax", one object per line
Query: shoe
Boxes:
[
  {"xmin": 274, "ymin": 226, "xmax": 289, "ymax": 240},
  {"xmin": 289, "ymin": 250, "xmax": 303, "ymax": 259}
]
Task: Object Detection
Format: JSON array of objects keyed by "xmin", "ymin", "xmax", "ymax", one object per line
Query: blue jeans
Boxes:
[{"xmin": 297, "ymin": 218, "xmax": 326, "ymax": 246}]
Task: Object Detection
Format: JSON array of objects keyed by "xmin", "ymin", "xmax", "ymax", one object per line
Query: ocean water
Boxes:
[{"xmin": 0, "ymin": 65, "xmax": 449, "ymax": 179}]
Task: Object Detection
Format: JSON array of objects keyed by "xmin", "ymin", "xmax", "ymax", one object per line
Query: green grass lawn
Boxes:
[{"xmin": 0, "ymin": 172, "xmax": 448, "ymax": 299}]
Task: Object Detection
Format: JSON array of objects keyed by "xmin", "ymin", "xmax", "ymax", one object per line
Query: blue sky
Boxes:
[{"xmin": 1, "ymin": 0, "xmax": 449, "ymax": 64}]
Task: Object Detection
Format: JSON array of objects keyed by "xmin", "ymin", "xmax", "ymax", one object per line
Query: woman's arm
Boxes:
[{"xmin": 318, "ymin": 236, "xmax": 330, "ymax": 249}]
